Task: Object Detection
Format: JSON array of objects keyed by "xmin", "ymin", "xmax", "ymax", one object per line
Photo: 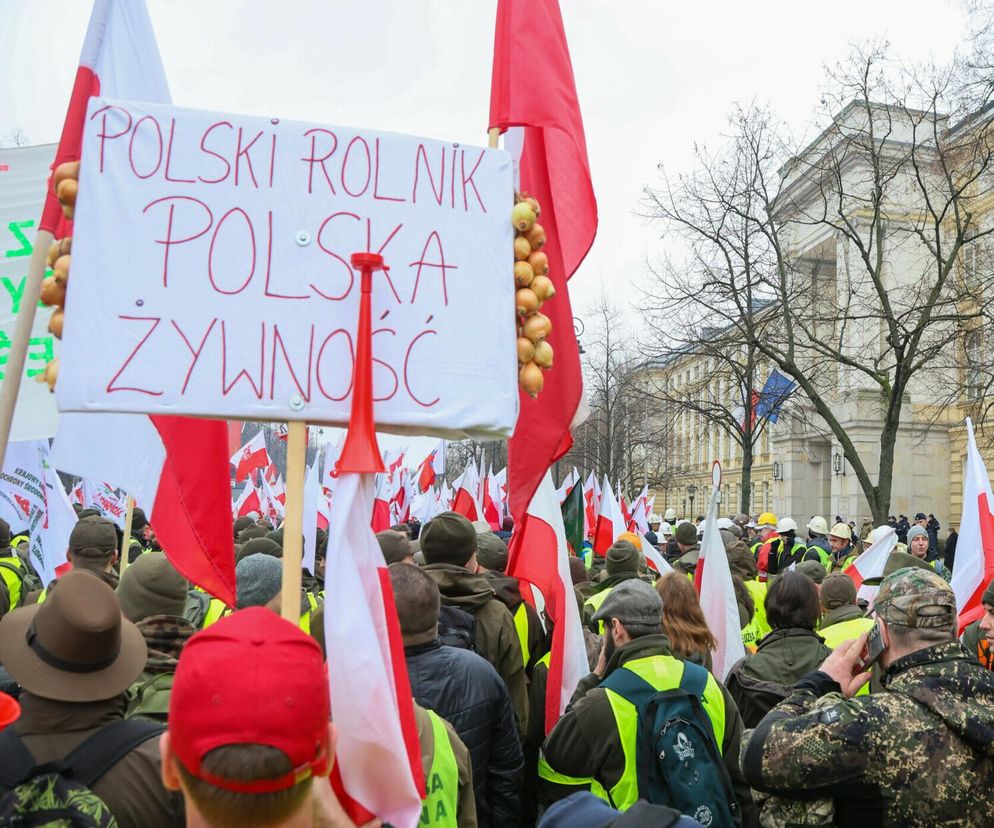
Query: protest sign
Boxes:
[
  {"xmin": 0, "ymin": 145, "xmax": 61, "ymax": 441},
  {"xmin": 57, "ymin": 98, "xmax": 519, "ymax": 439}
]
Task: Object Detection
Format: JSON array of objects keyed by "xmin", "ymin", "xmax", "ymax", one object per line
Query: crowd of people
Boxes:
[{"xmin": 0, "ymin": 500, "xmax": 992, "ymax": 827}]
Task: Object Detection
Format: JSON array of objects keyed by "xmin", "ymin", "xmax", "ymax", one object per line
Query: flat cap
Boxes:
[{"xmin": 591, "ymin": 580, "xmax": 662, "ymax": 627}]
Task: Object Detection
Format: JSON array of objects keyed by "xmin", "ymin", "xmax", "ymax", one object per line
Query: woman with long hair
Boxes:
[{"xmin": 655, "ymin": 572, "xmax": 717, "ymax": 671}]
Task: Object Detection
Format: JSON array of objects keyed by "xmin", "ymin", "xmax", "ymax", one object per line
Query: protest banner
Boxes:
[
  {"xmin": 57, "ymin": 97, "xmax": 519, "ymax": 441},
  {"xmin": 0, "ymin": 145, "xmax": 61, "ymax": 441}
]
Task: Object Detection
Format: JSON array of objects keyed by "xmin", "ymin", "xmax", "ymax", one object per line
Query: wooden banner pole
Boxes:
[
  {"xmin": 488, "ymin": 127, "xmax": 500, "ymax": 149},
  {"xmin": 280, "ymin": 420, "xmax": 307, "ymax": 625},
  {"xmin": 0, "ymin": 229, "xmax": 53, "ymax": 468},
  {"xmin": 119, "ymin": 495, "xmax": 135, "ymax": 575}
]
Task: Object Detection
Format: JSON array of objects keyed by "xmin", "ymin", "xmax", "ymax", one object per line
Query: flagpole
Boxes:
[
  {"xmin": 119, "ymin": 495, "xmax": 135, "ymax": 576},
  {"xmin": 280, "ymin": 420, "xmax": 307, "ymax": 625},
  {"xmin": 488, "ymin": 127, "xmax": 500, "ymax": 149},
  {"xmin": 0, "ymin": 229, "xmax": 52, "ymax": 468}
]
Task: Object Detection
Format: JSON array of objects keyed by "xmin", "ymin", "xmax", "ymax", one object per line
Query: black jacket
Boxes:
[{"xmin": 405, "ymin": 638, "xmax": 523, "ymax": 828}]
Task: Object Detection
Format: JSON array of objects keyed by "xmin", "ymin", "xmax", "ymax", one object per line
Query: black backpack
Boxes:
[
  {"xmin": 0, "ymin": 718, "xmax": 164, "ymax": 827},
  {"xmin": 600, "ymin": 661, "xmax": 740, "ymax": 828},
  {"xmin": 437, "ymin": 604, "xmax": 476, "ymax": 650}
]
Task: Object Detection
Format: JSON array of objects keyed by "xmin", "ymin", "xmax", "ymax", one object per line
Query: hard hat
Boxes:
[
  {"xmin": 648, "ymin": 513, "xmax": 662, "ymax": 524},
  {"xmin": 716, "ymin": 517, "xmax": 734, "ymax": 530},
  {"xmin": 807, "ymin": 516, "xmax": 829, "ymax": 535},
  {"xmin": 866, "ymin": 525, "xmax": 896, "ymax": 547},
  {"xmin": 757, "ymin": 512, "xmax": 778, "ymax": 527},
  {"xmin": 776, "ymin": 517, "xmax": 798, "ymax": 533},
  {"xmin": 664, "ymin": 508, "xmax": 677, "ymax": 522},
  {"xmin": 660, "ymin": 522, "xmax": 672, "ymax": 536},
  {"xmin": 828, "ymin": 522, "xmax": 851, "ymax": 541}
]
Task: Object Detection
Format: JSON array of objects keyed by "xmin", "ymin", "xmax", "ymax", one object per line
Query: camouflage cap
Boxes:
[{"xmin": 873, "ymin": 567, "xmax": 956, "ymax": 628}]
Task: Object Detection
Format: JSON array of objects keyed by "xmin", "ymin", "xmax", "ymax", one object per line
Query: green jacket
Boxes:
[
  {"xmin": 726, "ymin": 629, "xmax": 832, "ymax": 728},
  {"xmin": 539, "ymin": 634, "xmax": 756, "ymax": 823},
  {"xmin": 743, "ymin": 641, "xmax": 994, "ymax": 826},
  {"xmin": 423, "ymin": 563, "xmax": 528, "ymax": 737}
]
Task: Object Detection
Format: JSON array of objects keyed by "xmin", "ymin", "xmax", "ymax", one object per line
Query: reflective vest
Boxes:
[
  {"xmin": 590, "ymin": 655, "xmax": 727, "ymax": 811},
  {"xmin": 740, "ymin": 580, "xmax": 770, "ymax": 652},
  {"xmin": 821, "ymin": 616, "xmax": 875, "ymax": 696},
  {"xmin": 202, "ymin": 597, "xmax": 231, "ymax": 628},
  {"xmin": 420, "ymin": 710, "xmax": 459, "ymax": 827},
  {"xmin": 582, "ymin": 549, "xmax": 594, "ymax": 570},
  {"xmin": 0, "ymin": 555, "xmax": 26, "ymax": 608},
  {"xmin": 807, "ymin": 544, "xmax": 832, "ymax": 572},
  {"xmin": 513, "ymin": 603, "xmax": 531, "ymax": 669},
  {"xmin": 299, "ymin": 592, "xmax": 320, "ymax": 635},
  {"xmin": 583, "ymin": 588, "xmax": 614, "ymax": 634}
]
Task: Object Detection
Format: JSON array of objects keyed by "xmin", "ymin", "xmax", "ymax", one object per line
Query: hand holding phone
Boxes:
[
  {"xmin": 855, "ymin": 621, "xmax": 889, "ymax": 673},
  {"xmin": 819, "ymin": 631, "xmax": 876, "ymax": 698}
]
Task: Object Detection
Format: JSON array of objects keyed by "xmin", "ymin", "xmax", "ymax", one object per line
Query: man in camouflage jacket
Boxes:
[{"xmin": 742, "ymin": 567, "xmax": 994, "ymax": 826}]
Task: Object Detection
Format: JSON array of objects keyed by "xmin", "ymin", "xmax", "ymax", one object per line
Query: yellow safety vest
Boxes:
[
  {"xmin": 740, "ymin": 580, "xmax": 770, "ymax": 651},
  {"xmin": 582, "ymin": 549, "xmax": 594, "ymax": 569},
  {"xmin": 300, "ymin": 592, "xmax": 320, "ymax": 635},
  {"xmin": 513, "ymin": 603, "xmax": 531, "ymax": 669},
  {"xmin": 821, "ymin": 616, "xmax": 874, "ymax": 696},
  {"xmin": 420, "ymin": 710, "xmax": 460, "ymax": 827},
  {"xmin": 583, "ymin": 587, "xmax": 614, "ymax": 634},
  {"xmin": 0, "ymin": 555, "xmax": 25, "ymax": 608},
  {"xmin": 202, "ymin": 597, "xmax": 231, "ymax": 628},
  {"xmin": 591, "ymin": 655, "xmax": 727, "ymax": 811}
]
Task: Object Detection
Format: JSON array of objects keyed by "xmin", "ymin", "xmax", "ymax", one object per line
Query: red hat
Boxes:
[{"xmin": 168, "ymin": 607, "xmax": 330, "ymax": 793}]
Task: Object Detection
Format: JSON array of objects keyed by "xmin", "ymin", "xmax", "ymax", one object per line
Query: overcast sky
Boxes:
[{"xmin": 0, "ymin": 0, "xmax": 970, "ymax": 333}]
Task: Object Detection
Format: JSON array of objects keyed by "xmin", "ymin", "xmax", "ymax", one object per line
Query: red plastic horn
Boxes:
[{"xmin": 336, "ymin": 252, "xmax": 387, "ymax": 474}]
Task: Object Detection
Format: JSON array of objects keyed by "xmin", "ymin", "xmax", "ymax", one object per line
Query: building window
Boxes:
[
  {"xmin": 967, "ymin": 331, "xmax": 984, "ymax": 401},
  {"xmin": 764, "ymin": 481, "xmax": 770, "ymax": 511},
  {"xmin": 963, "ymin": 242, "xmax": 983, "ymax": 290}
]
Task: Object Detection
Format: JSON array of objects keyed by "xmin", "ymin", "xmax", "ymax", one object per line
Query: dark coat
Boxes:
[{"xmin": 405, "ymin": 639, "xmax": 523, "ymax": 828}]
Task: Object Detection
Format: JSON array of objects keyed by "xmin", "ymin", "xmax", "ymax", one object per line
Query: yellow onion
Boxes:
[
  {"xmin": 519, "ymin": 361, "xmax": 544, "ymax": 397},
  {"xmin": 528, "ymin": 250, "xmax": 549, "ymax": 276},
  {"xmin": 514, "ymin": 260, "xmax": 534, "ymax": 288},
  {"xmin": 53, "ymin": 255, "xmax": 70, "ymax": 286},
  {"xmin": 53, "ymin": 161, "xmax": 79, "ymax": 188},
  {"xmin": 525, "ymin": 222, "xmax": 546, "ymax": 249},
  {"xmin": 523, "ymin": 312, "xmax": 551, "ymax": 343},
  {"xmin": 59, "ymin": 236, "xmax": 72, "ymax": 257},
  {"xmin": 514, "ymin": 236, "xmax": 531, "ymax": 261},
  {"xmin": 530, "ymin": 274, "xmax": 556, "ymax": 302},
  {"xmin": 511, "ymin": 202, "xmax": 536, "ymax": 232},
  {"xmin": 39, "ymin": 359, "xmax": 59, "ymax": 392},
  {"xmin": 48, "ymin": 307, "xmax": 65, "ymax": 339},
  {"xmin": 57, "ymin": 178, "xmax": 78, "ymax": 208},
  {"xmin": 533, "ymin": 340, "xmax": 554, "ymax": 368},
  {"xmin": 46, "ymin": 241, "xmax": 61, "ymax": 269},
  {"xmin": 516, "ymin": 287, "xmax": 540, "ymax": 316},
  {"xmin": 40, "ymin": 276, "xmax": 66, "ymax": 307},
  {"xmin": 525, "ymin": 195, "xmax": 541, "ymax": 217},
  {"xmin": 517, "ymin": 336, "xmax": 535, "ymax": 363}
]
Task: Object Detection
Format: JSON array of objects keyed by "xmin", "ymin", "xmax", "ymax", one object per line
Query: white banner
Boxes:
[
  {"xmin": 58, "ymin": 98, "xmax": 519, "ymax": 439},
  {"xmin": 0, "ymin": 144, "xmax": 61, "ymax": 440}
]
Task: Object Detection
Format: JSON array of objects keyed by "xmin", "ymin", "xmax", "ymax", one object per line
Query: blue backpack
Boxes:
[{"xmin": 600, "ymin": 661, "xmax": 740, "ymax": 828}]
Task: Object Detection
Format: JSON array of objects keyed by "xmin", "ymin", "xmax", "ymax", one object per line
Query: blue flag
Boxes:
[{"xmin": 755, "ymin": 370, "xmax": 795, "ymax": 423}]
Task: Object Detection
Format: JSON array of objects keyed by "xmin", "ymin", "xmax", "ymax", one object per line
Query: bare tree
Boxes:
[
  {"xmin": 641, "ymin": 46, "xmax": 994, "ymax": 522},
  {"xmin": 0, "ymin": 128, "xmax": 30, "ymax": 148}
]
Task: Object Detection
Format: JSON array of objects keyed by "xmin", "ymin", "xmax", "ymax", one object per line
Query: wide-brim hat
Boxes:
[{"xmin": 0, "ymin": 570, "xmax": 146, "ymax": 702}]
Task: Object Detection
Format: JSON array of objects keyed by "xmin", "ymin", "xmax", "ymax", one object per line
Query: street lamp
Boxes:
[
  {"xmin": 832, "ymin": 453, "xmax": 846, "ymax": 477},
  {"xmin": 686, "ymin": 484, "xmax": 697, "ymax": 519}
]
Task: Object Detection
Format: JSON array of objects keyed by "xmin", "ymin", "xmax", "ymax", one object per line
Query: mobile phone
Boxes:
[{"xmin": 856, "ymin": 621, "xmax": 888, "ymax": 672}]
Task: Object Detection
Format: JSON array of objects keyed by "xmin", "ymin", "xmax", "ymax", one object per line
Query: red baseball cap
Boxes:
[{"xmin": 168, "ymin": 607, "xmax": 330, "ymax": 793}]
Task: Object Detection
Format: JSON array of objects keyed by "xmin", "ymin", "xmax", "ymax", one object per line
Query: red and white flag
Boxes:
[
  {"xmin": 232, "ymin": 483, "xmax": 261, "ymax": 519},
  {"xmin": 416, "ymin": 442, "xmax": 446, "ymax": 492},
  {"xmin": 508, "ymin": 471, "xmax": 588, "ymax": 733},
  {"xmin": 592, "ymin": 474, "xmax": 625, "ymax": 555},
  {"xmin": 324, "ymin": 473, "xmax": 424, "ymax": 825},
  {"xmin": 641, "ymin": 532, "xmax": 672, "ymax": 576},
  {"xmin": 371, "ymin": 473, "xmax": 393, "ymax": 533},
  {"xmin": 695, "ymin": 486, "xmax": 745, "ymax": 680},
  {"xmin": 953, "ymin": 417, "xmax": 994, "ymax": 630},
  {"xmin": 846, "ymin": 525, "xmax": 898, "ymax": 603},
  {"xmin": 47, "ymin": 0, "xmax": 235, "ymax": 605},
  {"xmin": 583, "ymin": 472, "xmax": 599, "ymax": 537},
  {"xmin": 231, "ymin": 432, "xmax": 271, "ymax": 483},
  {"xmin": 451, "ymin": 460, "xmax": 483, "ymax": 522},
  {"xmin": 482, "ymin": 466, "xmax": 502, "ymax": 530},
  {"xmin": 258, "ymin": 474, "xmax": 284, "ymax": 524},
  {"xmin": 302, "ymin": 456, "xmax": 321, "ymax": 575},
  {"xmin": 68, "ymin": 481, "xmax": 84, "ymax": 506}
]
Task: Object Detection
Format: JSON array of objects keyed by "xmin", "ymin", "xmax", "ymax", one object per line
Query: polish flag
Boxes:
[
  {"xmin": 411, "ymin": 488, "xmax": 443, "ymax": 525},
  {"xmin": 846, "ymin": 525, "xmax": 897, "ymax": 603},
  {"xmin": 45, "ymin": 0, "xmax": 236, "ymax": 606},
  {"xmin": 416, "ymin": 443, "xmax": 445, "ymax": 493},
  {"xmin": 451, "ymin": 461, "xmax": 483, "ymax": 522},
  {"xmin": 371, "ymin": 474, "xmax": 393, "ymax": 533},
  {"xmin": 592, "ymin": 474, "xmax": 625, "ymax": 555},
  {"xmin": 323, "ymin": 434, "xmax": 345, "ymax": 494},
  {"xmin": 953, "ymin": 418, "xmax": 994, "ymax": 630},
  {"xmin": 302, "ymin": 457, "xmax": 321, "ymax": 575},
  {"xmin": 271, "ymin": 474, "xmax": 287, "ymax": 507},
  {"xmin": 258, "ymin": 474, "xmax": 285, "ymax": 523},
  {"xmin": 583, "ymin": 472, "xmax": 599, "ymax": 537},
  {"xmin": 439, "ymin": 481, "xmax": 454, "ymax": 511},
  {"xmin": 231, "ymin": 432, "xmax": 270, "ymax": 483},
  {"xmin": 507, "ymin": 471, "xmax": 588, "ymax": 733},
  {"xmin": 482, "ymin": 466, "xmax": 502, "ymax": 530},
  {"xmin": 68, "ymin": 480, "xmax": 84, "ymax": 506},
  {"xmin": 233, "ymin": 484, "xmax": 261, "ymax": 519},
  {"xmin": 324, "ymin": 473, "xmax": 424, "ymax": 825},
  {"xmin": 695, "ymin": 486, "xmax": 745, "ymax": 680},
  {"xmin": 641, "ymin": 534, "xmax": 672, "ymax": 576}
]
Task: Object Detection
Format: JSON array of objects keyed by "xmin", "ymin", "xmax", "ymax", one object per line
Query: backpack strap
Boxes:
[
  {"xmin": 678, "ymin": 660, "xmax": 709, "ymax": 700},
  {"xmin": 0, "ymin": 728, "xmax": 38, "ymax": 788},
  {"xmin": 64, "ymin": 718, "xmax": 165, "ymax": 788}
]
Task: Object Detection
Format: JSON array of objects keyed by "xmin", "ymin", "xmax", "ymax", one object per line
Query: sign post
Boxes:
[{"xmin": 280, "ymin": 421, "xmax": 307, "ymax": 625}]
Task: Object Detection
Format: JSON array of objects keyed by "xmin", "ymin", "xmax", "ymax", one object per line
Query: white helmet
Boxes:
[
  {"xmin": 716, "ymin": 517, "xmax": 734, "ymax": 530},
  {"xmin": 660, "ymin": 522, "xmax": 672, "ymax": 536},
  {"xmin": 828, "ymin": 522, "xmax": 851, "ymax": 541},
  {"xmin": 664, "ymin": 508, "xmax": 677, "ymax": 522},
  {"xmin": 807, "ymin": 516, "xmax": 829, "ymax": 536},
  {"xmin": 648, "ymin": 513, "xmax": 662, "ymax": 525},
  {"xmin": 866, "ymin": 525, "xmax": 895, "ymax": 547},
  {"xmin": 776, "ymin": 517, "xmax": 798, "ymax": 533}
]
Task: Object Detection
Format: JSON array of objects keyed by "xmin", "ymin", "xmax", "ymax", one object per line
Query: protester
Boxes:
[
  {"xmin": 376, "ymin": 529, "xmax": 414, "ymax": 565},
  {"xmin": 538, "ymin": 791, "xmax": 705, "ymax": 828},
  {"xmin": 826, "ymin": 522, "xmax": 857, "ymax": 571},
  {"xmin": 795, "ymin": 559, "xmax": 826, "ymax": 585},
  {"xmin": 117, "ymin": 551, "xmax": 194, "ymax": 721},
  {"xmin": 725, "ymin": 572, "xmax": 832, "ymax": 727},
  {"xmin": 671, "ymin": 522, "xmax": 700, "ymax": 574},
  {"xmin": 749, "ymin": 513, "xmax": 777, "ymax": 556},
  {"xmin": 654, "ymin": 571, "xmax": 716, "ymax": 670},
  {"xmin": 906, "ymin": 525, "xmax": 951, "ymax": 581},
  {"xmin": 475, "ymin": 530, "xmax": 547, "ymax": 673},
  {"xmin": 160, "ymin": 606, "xmax": 365, "ymax": 828},
  {"xmin": 390, "ymin": 562, "xmax": 518, "ymax": 828},
  {"xmin": 926, "ymin": 513, "xmax": 941, "ymax": 552},
  {"xmin": 0, "ymin": 570, "xmax": 184, "ymax": 826},
  {"xmin": 962, "ymin": 577, "xmax": 994, "ymax": 670},
  {"xmin": 540, "ymin": 580, "xmax": 756, "ymax": 823},
  {"xmin": 583, "ymin": 539, "xmax": 643, "ymax": 631},
  {"xmin": 41, "ymin": 515, "xmax": 121, "ymax": 599},
  {"xmin": 419, "ymin": 511, "xmax": 528, "ymax": 735},
  {"xmin": 743, "ymin": 567, "xmax": 994, "ymax": 825},
  {"xmin": 755, "ymin": 518, "xmax": 806, "ymax": 581},
  {"xmin": 817, "ymin": 572, "xmax": 872, "ymax": 648},
  {"xmin": 802, "ymin": 516, "xmax": 832, "ymax": 570},
  {"xmin": 944, "ymin": 525, "xmax": 958, "ymax": 572}
]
